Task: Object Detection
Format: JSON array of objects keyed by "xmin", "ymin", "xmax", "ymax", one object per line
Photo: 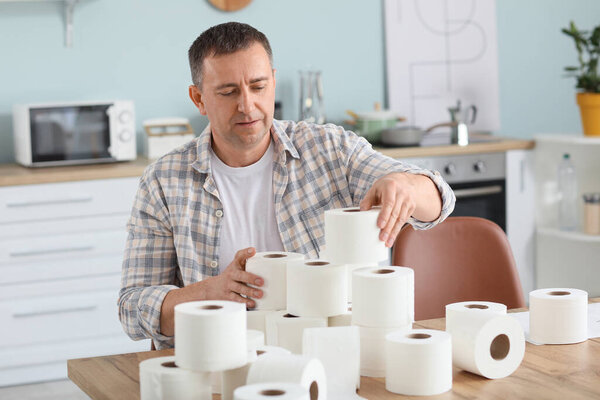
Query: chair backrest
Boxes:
[{"xmin": 392, "ymin": 216, "xmax": 525, "ymax": 321}]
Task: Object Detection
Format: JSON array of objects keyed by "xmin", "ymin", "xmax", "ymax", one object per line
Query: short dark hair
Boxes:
[{"xmin": 188, "ymin": 22, "xmax": 273, "ymax": 88}]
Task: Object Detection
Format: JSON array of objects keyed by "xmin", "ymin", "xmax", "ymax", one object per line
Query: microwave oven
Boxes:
[{"xmin": 13, "ymin": 100, "xmax": 137, "ymax": 167}]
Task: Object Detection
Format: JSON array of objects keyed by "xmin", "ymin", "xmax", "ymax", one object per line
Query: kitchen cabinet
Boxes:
[
  {"xmin": 0, "ymin": 177, "xmax": 149, "ymax": 386},
  {"xmin": 534, "ymin": 135, "xmax": 600, "ymax": 297}
]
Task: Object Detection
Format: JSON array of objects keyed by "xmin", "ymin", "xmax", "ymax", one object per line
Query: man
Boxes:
[{"xmin": 119, "ymin": 22, "xmax": 455, "ymax": 349}]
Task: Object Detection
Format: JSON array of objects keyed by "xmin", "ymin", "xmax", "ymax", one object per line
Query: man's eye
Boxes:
[
  {"xmin": 253, "ymin": 86, "xmax": 266, "ymax": 91},
  {"xmin": 219, "ymin": 91, "xmax": 234, "ymax": 96}
]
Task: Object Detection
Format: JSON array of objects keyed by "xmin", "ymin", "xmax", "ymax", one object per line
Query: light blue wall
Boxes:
[{"xmin": 0, "ymin": 0, "xmax": 598, "ymax": 163}]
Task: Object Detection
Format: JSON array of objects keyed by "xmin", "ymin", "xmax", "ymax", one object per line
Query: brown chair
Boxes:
[{"xmin": 392, "ymin": 216, "xmax": 525, "ymax": 321}]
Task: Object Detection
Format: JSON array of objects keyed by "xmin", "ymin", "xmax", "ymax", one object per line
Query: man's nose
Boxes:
[{"xmin": 237, "ymin": 88, "xmax": 256, "ymax": 114}]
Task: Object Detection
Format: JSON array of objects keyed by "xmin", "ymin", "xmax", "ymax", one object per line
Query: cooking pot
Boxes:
[
  {"xmin": 346, "ymin": 109, "xmax": 406, "ymax": 143},
  {"xmin": 380, "ymin": 122, "xmax": 457, "ymax": 147}
]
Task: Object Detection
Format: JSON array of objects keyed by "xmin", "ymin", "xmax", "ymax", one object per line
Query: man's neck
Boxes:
[{"xmin": 211, "ymin": 132, "xmax": 271, "ymax": 168}]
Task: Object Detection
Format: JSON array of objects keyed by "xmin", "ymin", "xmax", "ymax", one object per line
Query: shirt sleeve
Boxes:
[
  {"xmin": 343, "ymin": 131, "xmax": 456, "ymax": 229},
  {"xmin": 118, "ymin": 168, "xmax": 179, "ymax": 348}
]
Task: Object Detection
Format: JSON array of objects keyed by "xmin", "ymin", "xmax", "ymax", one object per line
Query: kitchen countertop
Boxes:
[{"xmin": 0, "ymin": 136, "xmax": 534, "ymax": 187}]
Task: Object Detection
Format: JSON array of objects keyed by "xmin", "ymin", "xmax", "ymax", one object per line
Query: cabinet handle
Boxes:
[
  {"xmin": 9, "ymin": 246, "xmax": 94, "ymax": 258},
  {"xmin": 13, "ymin": 305, "xmax": 98, "ymax": 319},
  {"xmin": 454, "ymin": 185, "xmax": 503, "ymax": 199},
  {"xmin": 6, "ymin": 196, "xmax": 93, "ymax": 208}
]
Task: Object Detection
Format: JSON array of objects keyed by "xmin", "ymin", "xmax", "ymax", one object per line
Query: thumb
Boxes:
[
  {"xmin": 234, "ymin": 247, "xmax": 256, "ymax": 270},
  {"xmin": 360, "ymin": 188, "xmax": 378, "ymax": 211}
]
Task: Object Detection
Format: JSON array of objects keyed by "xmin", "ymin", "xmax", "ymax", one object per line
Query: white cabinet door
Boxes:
[{"xmin": 506, "ymin": 149, "xmax": 535, "ymax": 301}]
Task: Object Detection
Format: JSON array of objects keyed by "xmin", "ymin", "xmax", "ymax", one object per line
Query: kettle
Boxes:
[{"xmin": 448, "ymin": 100, "xmax": 477, "ymax": 146}]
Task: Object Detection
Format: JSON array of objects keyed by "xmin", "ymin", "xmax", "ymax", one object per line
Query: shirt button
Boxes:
[
  {"xmin": 215, "ymin": 210, "xmax": 223, "ymax": 218},
  {"xmin": 210, "ymin": 260, "xmax": 218, "ymax": 268}
]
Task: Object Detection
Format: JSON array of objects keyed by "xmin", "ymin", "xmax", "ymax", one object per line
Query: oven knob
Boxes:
[
  {"xmin": 444, "ymin": 163, "xmax": 456, "ymax": 176},
  {"xmin": 119, "ymin": 111, "xmax": 133, "ymax": 124},
  {"xmin": 474, "ymin": 160, "xmax": 486, "ymax": 173},
  {"xmin": 119, "ymin": 130, "xmax": 133, "ymax": 142}
]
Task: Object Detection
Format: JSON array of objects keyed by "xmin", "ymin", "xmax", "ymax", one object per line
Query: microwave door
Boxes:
[{"xmin": 30, "ymin": 105, "xmax": 112, "ymax": 164}]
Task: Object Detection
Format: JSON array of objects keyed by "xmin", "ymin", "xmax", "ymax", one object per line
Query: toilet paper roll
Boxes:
[
  {"xmin": 139, "ymin": 356, "xmax": 211, "ymax": 400},
  {"xmin": 447, "ymin": 312, "xmax": 525, "ymax": 379},
  {"xmin": 352, "ymin": 266, "xmax": 414, "ymax": 328},
  {"xmin": 346, "ymin": 264, "xmax": 370, "ymax": 303},
  {"xmin": 247, "ymin": 330, "xmax": 265, "ymax": 351},
  {"xmin": 222, "ymin": 345, "xmax": 293, "ymax": 400},
  {"xmin": 445, "ymin": 301, "xmax": 507, "ymax": 332},
  {"xmin": 324, "ymin": 207, "xmax": 388, "ymax": 264},
  {"xmin": 529, "ymin": 288, "xmax": 588, "ymax": 344},
  {"xmin": 359, "ymin": 325, "xmax": 409, "ymax": 378},
  {"xmin": 221, "ymin": 350, "xmax": 259, "ymax": 400},
  {"xmin": 385, "ymin": 329, "xmax": 452, "ymax": 396},
  {"xmin": 175, "ymin": 301, "xmax": 247, "ymax": 372},
  {"xmin": 247, "ymin": 310, "xmax": 276, "ymax": 335},
  {"xmin": 247, "ymin": 252, "xmax": 305, "ymax": 310},
  {"xmin": 234, "ymin": 382, "xmax": 309, "ymax": 400},
  {"xmin": 247, "ymin": 354, "xmax": 327, "ymax": 400},
  {"xmin": 265, "ymin": 311, "xmax": 327, "ymax": 353},
  {"xmin": 328, "ymin": 305, "xmax": 352, "ymax": 327},
  {"xmin": 287, "ymin": 259, "xmax": 348, "ymax": 318},
  {"xmin": 303, "ymin": 326, "xmax": 363, "ymax": 398}
]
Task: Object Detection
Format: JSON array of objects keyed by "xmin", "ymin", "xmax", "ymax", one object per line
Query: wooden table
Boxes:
[{"xmin": 68, "ymin": 298, "xmax": 600, "ymax": 400}]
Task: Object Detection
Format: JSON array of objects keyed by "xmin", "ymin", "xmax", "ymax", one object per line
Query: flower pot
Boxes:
[{"xmin": 577, "ymin": 92, "xmax": 600, "ymax": 136}]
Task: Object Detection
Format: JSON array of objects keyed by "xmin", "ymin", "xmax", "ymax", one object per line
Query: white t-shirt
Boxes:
[{"xmin": 209, "ymin": 141, "xmax": 285, "ymax": 271}]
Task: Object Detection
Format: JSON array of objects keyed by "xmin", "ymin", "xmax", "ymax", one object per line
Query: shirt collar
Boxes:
[{"xmin": 191, "ymin": 119, "xmax": 299, "ymax": 174}]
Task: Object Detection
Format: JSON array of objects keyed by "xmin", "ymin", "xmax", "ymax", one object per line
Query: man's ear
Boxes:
[{"xmin": 189, "ymin": 85, "xmax": 207, "ymax": 115}]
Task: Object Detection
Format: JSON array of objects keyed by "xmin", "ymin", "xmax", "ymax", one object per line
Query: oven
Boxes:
[{"xmin": 403, "ymin": 153, "xmax": 506, "ymax": 231}]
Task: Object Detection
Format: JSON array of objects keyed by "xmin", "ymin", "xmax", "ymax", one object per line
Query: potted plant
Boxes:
[{"xmin": 562, "ymin": 21, "xmax": 600, "ymax": 136}]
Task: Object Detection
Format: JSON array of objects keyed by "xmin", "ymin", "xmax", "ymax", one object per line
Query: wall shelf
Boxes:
[
  {"xmin": 537, "ymin": 228, "xmax": 600, "ymax": 243},
  {"xmin": 0, "ymin": 0, "xmax": 83, "ymax": 48}
]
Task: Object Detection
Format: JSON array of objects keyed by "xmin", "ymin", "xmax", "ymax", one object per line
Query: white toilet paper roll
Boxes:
[
  {"xmin": 247, "ymin": 330, "xmax": 265, "ymax": 351},
  {"xmin": 324, "ymin": 207, "xmax": 388, "ymax": 264},
  {"xmin": 139, "ymin": 356, "xmax": 211, "ymax": 400},
  {"xmin": 265, "ymin": 311, "xmax": 327, "ymax": 353},
  {"xmin": 385, "ymin": 329, "xmax": 452, "ymax": 396},
  {"xmin": 287, "ymin": 259, "xmax": 348, "ymax": 318},
  {"xmin": 303, "ymin": 326, "xmax": 363, "ymax": 398},
  {"xmin": 247, "ymin": 354, "xmax": 327, "ymax": 400},
  {"xmin": 529, "ymin": 288, "xmax": 588, "ymax": 344},
  {"xmin": 247, "ymin": 252, "xmax": 305, "ymax": 310},
  {"xmin": 247, "ymin": 310, "xmax": 277, "ymax": 335},
  {"xmin": 222, "ymin": 345, "xmax": 293, "ymax": 400},
  {"xmin": 447, "ymin": 312, "xmax": 525, "ymax": 379},
  {"xmin": 352, "ymin": 266, "xmax": 414, "ymax": 328},
  {"xmin": 221, "ymin": 351, "xmax": 258, "ymax": 400},
  {"xmin": 175, "ymin": 301, "xmax": 247, "ymax": 372},
  {"xmin": 445, "ymin": 301, "xmax": 507, "ymax": 332},
  {"xmin": 346, "ymin": 264, "xmax": 370, "ymax": 303},
  {"xmin": 234, "ymin": 382, "xmax": 309, "ymax": 400},
  {"xmin": 328, "ymin": 305, "xmax": 352, "ymax": 327},
  {"xmin": 359, "ymin": 325, "xmax": 409, "ymax": 378}
]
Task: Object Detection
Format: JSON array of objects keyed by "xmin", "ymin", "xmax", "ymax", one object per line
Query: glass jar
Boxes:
[{"xmin": 582, "ymin": 193, "xmax": 600, "ymax": 235}]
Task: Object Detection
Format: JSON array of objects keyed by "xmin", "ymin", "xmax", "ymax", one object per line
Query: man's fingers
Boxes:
[
  {"xmin": 376, "ymin": 186, "xmax": 397, "ymax": 230},
  {"xmin": 386, "ymin": 203, "xmax": 414, "ymax": 247},
  {"xmin": 228, "ymin": 280, "xmax": 263, "ymax": 299},
  {"xmin": 233, "ymin": 247, "xmax": 256, "ymax": 270},
  {"xmin": 380, "ymin": 199, "xmax": 403, "ymax": 242},
  {"xmin": 234, "ymin": 269, "xmax": 264, "ymax": 287},
  {"xmin": 227, "ymin": 291, "xmax": 255, "ymax": 308},
  {"xmin": 359, "ymin": 188, "xmax": 376, "ymax": 211}
]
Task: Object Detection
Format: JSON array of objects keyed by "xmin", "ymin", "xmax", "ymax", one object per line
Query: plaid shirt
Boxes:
[{"xmin": 119, "ymin": 120, "xmax": 455, "ymax": 349}]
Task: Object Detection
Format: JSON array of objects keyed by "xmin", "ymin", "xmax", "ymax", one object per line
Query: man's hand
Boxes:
[
  {"xmin": 359, "ymin": 172, "xmax": 442, "ymax": 248},
  {"xmin": 159, "ymin": 247, "xmax": 264, "ymax": 336},
  {"xmin": 204, "ymin": 247, "xmax": 264, "ymax": 308}
]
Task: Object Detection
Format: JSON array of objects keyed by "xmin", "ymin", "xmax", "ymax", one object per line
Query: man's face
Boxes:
[{"xmin": 190, "ymin": 42, "xmax": 276, "ymax": 151}]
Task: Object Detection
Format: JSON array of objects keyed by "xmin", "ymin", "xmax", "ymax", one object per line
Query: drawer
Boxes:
[
  {"xmin": 0, "ymin": 334, "xmax": 150, "ymax": 386},
  {"xmin": 0, "ymin": 229, "xmax": 127, "ymax": 265},
  {"xmin": 0, "ymin": 177, "xmax": 139, "ymax": 224},
  {"xmin": 0, "ymin": 214, "xmax": 129, "ymax": 240},
  {"xmin": 0, "ymin": 254, "xmax": 123, "ymax": 286},
  {"xmin": 0, "ymin": 290, "xmax": 124, "ymax": 347},
  {"xmin": 0, "ymin": 274, "xmax": 121, "ymax": 301}
]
